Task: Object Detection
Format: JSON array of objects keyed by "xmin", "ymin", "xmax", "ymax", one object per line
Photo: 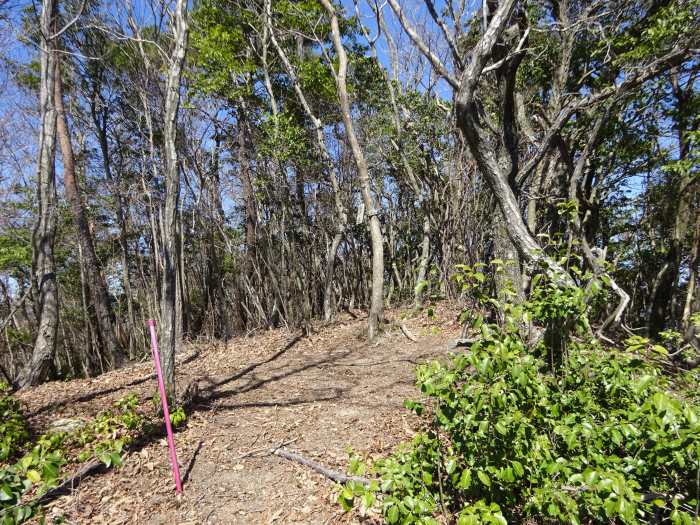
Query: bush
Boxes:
[
  {"xmin": 342, "ymin": 307, "xmax": 700, "ymax": 524},
  {"xmin": 0, "ymin": 393, "xmax": 144, "ymax": 524},
  {"xmin": 0, "ymin": 383, "xmax": 29, "ymax": 463}
]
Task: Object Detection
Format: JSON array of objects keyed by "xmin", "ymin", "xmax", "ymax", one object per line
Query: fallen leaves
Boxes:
[{"xmin": 18, "ymin": 305, "xmax": 461, "ymax": 524}]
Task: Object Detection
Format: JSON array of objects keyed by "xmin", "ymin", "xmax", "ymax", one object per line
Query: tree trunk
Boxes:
[
  {"xmin": 267, "ymin": 22, "xmax": 347, "ymax": 321},
  {"xmin": 159, "ymin": 0, "xmax": 189, "ymax": 401},
  {"xmin": 54, "ymin": 58, "xmax": 122, "ymax": 370},
  {"xmin": 91, "ymin": 96, "xmax": 136, "ymax": 358},
  {"xmin": 682, "ymin": 211, "xmax": 700, "ymax": 328},
  {"xmin": 321, "ymin": 0, "xmax": 384, "ymax": 341},
  {"xmin": 15, "ymin": 0, "xmax": 59, "ymax": 388},
  {"xmin": 323, "ymin": 231, "xmax": 343, "ymax": 321},
  {"xmin": 415, "ymin": 215, "xmax": 431, "ymax": 308},
  {"xmin": 493, "ymin": 211, "xmax": 524, "ymax": 307}
]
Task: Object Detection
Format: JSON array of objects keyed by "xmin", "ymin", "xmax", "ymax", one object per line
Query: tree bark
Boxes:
[
  {"xmin": 415, "ymin": 215, "xmax": 431, "ymax": 308},
  {"xmin": 682, "ymin": 211, "xmax": 700, "ymax": 328},
  {"xmin": 321, "ymin": 0, "xmax": 384, "ymax": 341},
  {"xmin": 450, "ymin": 0, "xmax": 576, "ymax": 289},
  {"xmin": 359, "ymin": 3, "xmax": 431, "ymax": 310},
  {"xmin": 160, "ymin": 0, "xmax": 189, "ymax": 401},
  {"xmin": 493, "ymin": 211, "xmax": 524, "ymax": 306},
  {"xmin": 16, "ymin": 0, "xmax": 59, "ymax": 388},
  {"xmin": 54, "ymin": 58, "xmax": 122, "ymax": 370}
]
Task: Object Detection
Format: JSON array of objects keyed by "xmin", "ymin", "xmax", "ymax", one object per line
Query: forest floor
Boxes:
[{"xmin": 16, "ymin": 304, "xmax": 462, "ymax": 524}]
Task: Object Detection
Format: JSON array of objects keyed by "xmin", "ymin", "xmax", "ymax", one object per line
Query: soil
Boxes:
[{"xmin": 15, "ymin": 305, "xmax": 461, "ymax": 524}]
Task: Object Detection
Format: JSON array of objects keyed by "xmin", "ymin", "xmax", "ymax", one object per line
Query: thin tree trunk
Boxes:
[
  {"xmin": 321, "ymin": 0, "xmax": 384, "ymax": 341},
  {"xmin": 237, "ymin": 100, "xmax": 257, "ymax": 255},
  {"xmin": 362, "ymin": 4, "xmax": 430, "ymax": 309},
  {"xmin": 159, "ymin": 0, "xmax": 188, "ymax": 401},
  {"xmin": 648, "ymin": 72, "xmax": 694, "ymax": 336},
  {"xmin": 16, "ymin": 0, "xmax": 59, "ymax": 388},
  {"xmin": 54, "ymin": 58, "xmax": 122, "ymax": 369},
  {"xmin": 77, "ymin": 242, "xmax": 101, "ymax": 375},
  {"xmin": 91, "ymin": 98, "xmax": 136, "ymax": 358},
  {"xmin": 324, "ymin": 232, "xmax": 343, "ymax": 321},
  {"xmin": 415, "ymin": 216, "xmax": 431, "ymax": 308},
  {"xmin": 683, "ymin": 211, "xmax": 700, "ymax": 327},
  {"xmin": 267, "ymin": 21, "xmax": 347, "ymax": 321}
]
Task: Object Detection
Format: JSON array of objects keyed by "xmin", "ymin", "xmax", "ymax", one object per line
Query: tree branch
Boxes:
[{"xmin": 385, "ymin": 0, "xmax": 460, "ymax": 89}]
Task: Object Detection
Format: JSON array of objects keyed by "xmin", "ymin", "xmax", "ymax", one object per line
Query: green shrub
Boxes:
[
  {"xmin": 0, "ymin": 383, "xmax": 29, "ymax": 463},
  {"xmin": 342, "ymin": 297, "xmax": 700, "ymax": 524},
  {"xmin": 0, "ymin": 431, "xmax": 64, "ymax": 525},
  {"xmin": 169, "ymin": 406, "xmax": 187, "ymax": 428},
  {"xmin": 0, "ymin": 392, "xmax": 144, "ymax": 524}
]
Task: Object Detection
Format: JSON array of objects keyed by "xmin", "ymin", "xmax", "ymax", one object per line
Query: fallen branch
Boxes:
[
  {"xmin": 399, "ymin": 322, "xmax": 417, "ymax": 342},
  {"xmin": 273, "ymin": 448, "xmax": 373, "ymax": 486},
  {"xmin": 36, "ymin": 459, "xmax": 105, "ymax": 504},
  {"xmin": 231, "ymin": 438, "xmax": 299, "ymax": 461}
]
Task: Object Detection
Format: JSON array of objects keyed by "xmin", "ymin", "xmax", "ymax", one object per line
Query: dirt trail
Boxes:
[{"xmin": 17, "ymin": 306, "xmax": 460, "ymax": 524}]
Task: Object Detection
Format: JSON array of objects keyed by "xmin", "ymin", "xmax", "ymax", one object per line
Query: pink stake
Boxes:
[{"xmin": 147, "ymin": 319, "xmax": 183, "ymax": 493}]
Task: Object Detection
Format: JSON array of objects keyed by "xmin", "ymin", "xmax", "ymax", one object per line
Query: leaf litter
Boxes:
[{"xmin": 15, "ymin": 304, "xmax": 461, "ymax": 524}]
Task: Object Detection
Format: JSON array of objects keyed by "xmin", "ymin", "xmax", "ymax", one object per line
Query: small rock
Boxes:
[{"xmin": 49, "ymin": 418, "xmax": 85, "ymax": 433}]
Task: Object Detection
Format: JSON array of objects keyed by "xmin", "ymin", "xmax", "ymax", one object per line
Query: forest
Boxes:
[{"xmin": 0, "ymin": 0, "xmax": 699, "ymax": 523}]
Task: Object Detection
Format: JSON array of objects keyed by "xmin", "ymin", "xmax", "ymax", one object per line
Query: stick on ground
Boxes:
[
  {"xmin": 273, "ymin": 448, "xmax": 373, "ymax": 486},
  {"xmin": 400, "ymin": 322, "xmax": 418, "ymax": 342}
]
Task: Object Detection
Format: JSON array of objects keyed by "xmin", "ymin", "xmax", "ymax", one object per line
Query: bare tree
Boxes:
[{"xmin": 388, "ymin": 0, "xmax": 691, "ymax": 335}]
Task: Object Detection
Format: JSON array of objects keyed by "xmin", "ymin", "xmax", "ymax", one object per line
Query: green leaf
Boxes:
[
  {"xmin": 0, "ymin": 485, "xmax": 14, "ymax": 501},
  {"xmin": 42, "ymin": 461, "xmax": 59, "ymax": 481},
  {"xmin": 477, "ymin": 470, "xmax": 491, "ymax": 487},
  {"xmin": 110, "ymin": 452, "xmax": 122, "ymax": 467},
  {"xmin": 457, "ymin": 468, "xmax": 472, "ymax": 489},
  {"xmin": 511, "ymin": 460, "xmax": 524, "ymax": 477},
  {"xmin": 99, "ymin": 453, "xmax": 112, "ymax": 467},
  {"xmin": 26, "ymin": 469, "xmax": 41, "ymax": 484},
  {"xmin": 338, "ymin": 487, "xmax": 353, "ymax": 511},
  {"xmin": 500, "ymin": 467, "xmax": 515, "ymax": 483}
]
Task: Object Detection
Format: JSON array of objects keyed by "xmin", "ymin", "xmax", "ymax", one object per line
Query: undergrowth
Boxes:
[
  {"xmin": 0, "ymin": 384, "xmax": 29, "ymax": 463},
  {"xmin": 0, "ymin": 390, "xmax": 148, "ymax": 524},
  {"xmin": 340, "ymin": 268, "xmax": 700, "ymax": 524}
]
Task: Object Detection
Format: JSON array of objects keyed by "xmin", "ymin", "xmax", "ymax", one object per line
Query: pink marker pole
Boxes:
[{"xmin": 147, "ymin": 319, "xmax": 183, "ymax": 493}]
